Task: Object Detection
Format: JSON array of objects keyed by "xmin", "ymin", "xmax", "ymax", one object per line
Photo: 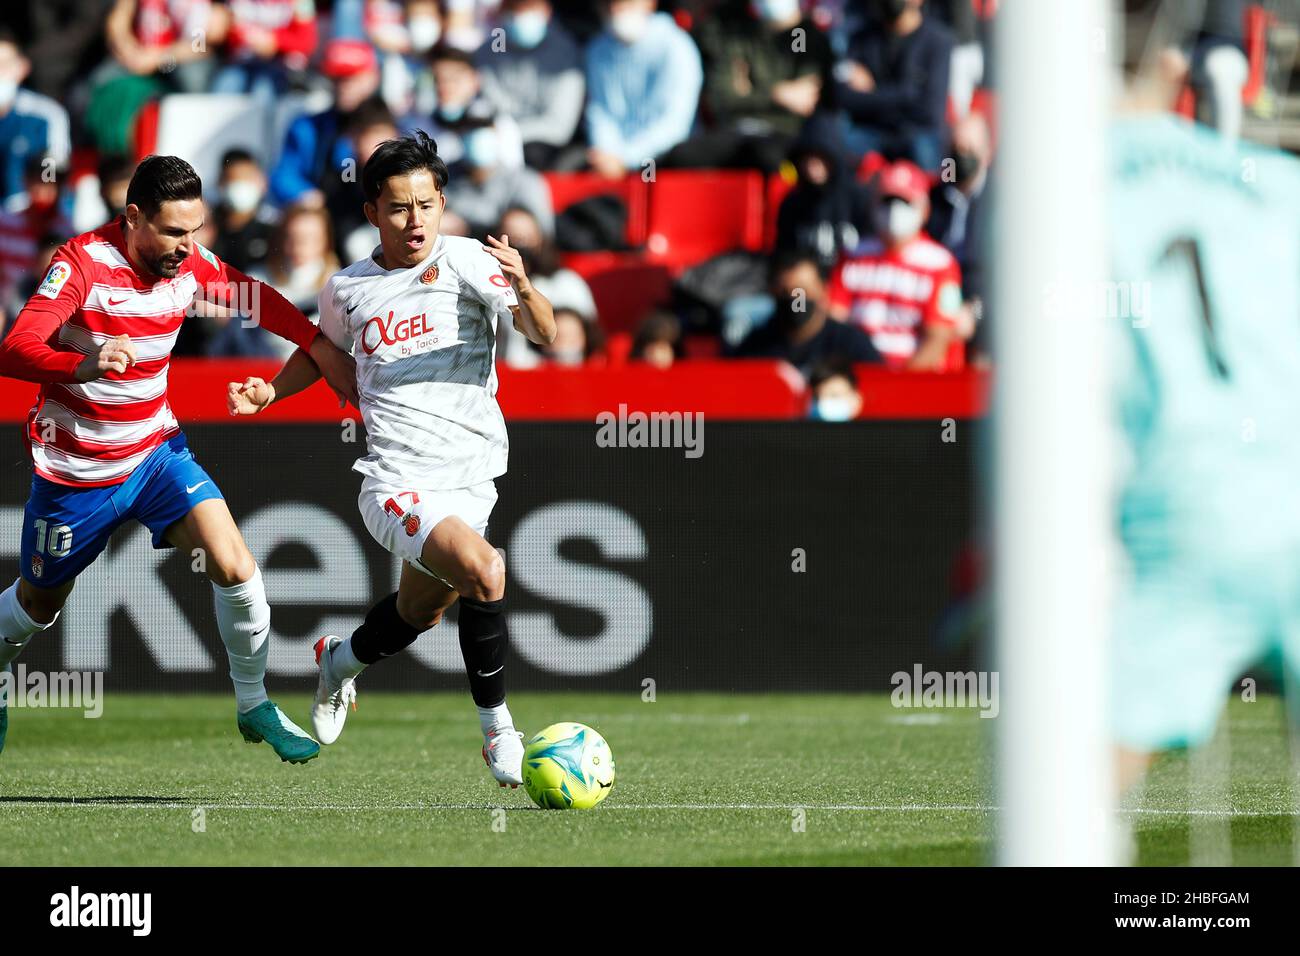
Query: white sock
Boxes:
[
  {"xmin": 330, "ymin": 637, "xmax": 366, "ymax": 680},
  {"xmin": 0, "ymin": 579, "xmax": 56, "ymax": 668},
  {"xmin": 212, "ymin": 567, "xmax": 270, "ymax": 714},
  {"xmin": 478, "ymin": 702, "xmax": 513, "ymax": 736}
]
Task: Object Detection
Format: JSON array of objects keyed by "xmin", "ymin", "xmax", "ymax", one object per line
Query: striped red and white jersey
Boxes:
[{"xmin": 0, "ymin": 217, "xmax": 320, "ymax": 487}]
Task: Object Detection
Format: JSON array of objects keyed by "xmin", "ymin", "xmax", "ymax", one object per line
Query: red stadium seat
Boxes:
[
  {"xmin": 543, "ymin": 172, "xmax": 649, "ymax": 247},
  {"xmin": 605, "ymin": 330, "xmax": 633, "ymax": 366},
  {"xmin": 644, "ymin": 170, "xmax": 765, "ymax": 268},
  {"xmin": 559, "ymin": 251, "xmax": 673, "ymax": 334}
]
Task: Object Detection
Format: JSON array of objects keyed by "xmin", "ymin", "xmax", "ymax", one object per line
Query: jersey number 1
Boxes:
[{"xmin": 1161, "ymin": 237, "xmax": 1230, "ymax": 380}]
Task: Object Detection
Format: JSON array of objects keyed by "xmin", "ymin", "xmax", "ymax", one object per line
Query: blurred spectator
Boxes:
[
  {"xmin": 424, "ymin": 45, "xmax": 525, "ymax": 172},
  {"xmin": 13, "ymin": 0, "xmax": 117, "ymax": 103},
  {"xmin": 827, "ymin": 0, "xmax": 952, "ymax": 170},
  {"xmin": 212, "ymin": 0, "xmax": 319, "ymax": 102},
  {"xmin": 102, "ymin": 0, "xmax": 229, "ymax": 93},
  {"xmin": 631, "ymin": 309, "xmax": 682, "ymax": 368},
  {"xmin": 493, "ymin": 205, "xmax": 594, "ymax": 366},
  {"xmin": 3, "ymin": 231, "xmax": 64, "ymax": 333},
  {"xmin": 325, "ymin": 97, "xmax": 401, "ymax": 263},
  {"xmin": 0, "ymin": 158, "xmax": 70, "ymax": 307},
  {"xmin": 1159, "ymin": 0, "xmax": 1248, "ymax": 143},
  {"xmin": 212, "ymin": 148, "xmax": 279, "ymax": 272},
  {"xmin": 270, "ymin": 38, "xmax": 382, "ymax": 207},
  {"xmin": 928, "ymin": 111, "xmax": 991, "ymax": 355},
  {"xmin": 254, "ymin": 205, "xmax": 339, "ymax": 319},
  {"xmin": 732, "ymin": 250, "xmax": 881, "ymax": 376},
  {"xmin": 775, "ymin": 120, "xmax": 872, "ymax": 273},
  {"xmin": 499, "ymin": 205, "xmax": 593, "ymax": 314},
  {"xmin": 584, "ymin": 0, "xmax": 704, "ymax": 177},
  {"xmin": 807, "ymin": 358, "xmax": 863, "ymax": 421},
  {"xmin": 0, "ymin": 28, "xmax": 71, "ymax": 211},
  {"xmin": 475, "ymin": 0, "xmax": 586, "ymax": 170},
  {"xmin": 442, "ymin": 124, "xmax": 554, "ymax": 237},
  {"xmin": 827, "ymin": 159, "xmax": 965, "ymax": 370},
  {"xmin": 927, "ymin": 0, "xmax": 983, "ymax": 120},
  {"xmin": 363, "ymin": 0, "xmax": 444, "ymax": 117},
  {"xmin": 210, "ymin": 205, "xmax": 338, "ymax": 357},
  {"xmin": 536, "ymin": 305, "xmax": 604, "ymax": 365},
  {"xmin": 98, "ymin": 154, "xmax": 137, "ymax": 223},
  {"xmin": 444, "ymin": 0, "xmax": 502, "ymax": 51},
  {"xmin": 668, "ymin": 0, "xmax": 832, "ymax": 172}
]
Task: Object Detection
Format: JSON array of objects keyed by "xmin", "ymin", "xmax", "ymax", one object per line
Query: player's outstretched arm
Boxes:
[
  {"xmin": 207, "ymin": 263, "xmax": 358, "ymax": 407},
  {"xmin": 483, "ymin": 233, "xmax": 557, "ymax": 346},
  {"xmin": 226, "ymin": 348, "xmax": 327, "ymax": 416}
]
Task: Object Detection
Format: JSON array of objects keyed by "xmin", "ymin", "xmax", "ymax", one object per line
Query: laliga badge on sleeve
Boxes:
[{"xmin": 36, "ymin": 262, "xmax": 71, "ymax": 299}]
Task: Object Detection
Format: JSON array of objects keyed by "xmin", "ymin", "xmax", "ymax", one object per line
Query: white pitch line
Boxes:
[{"xmin": 0, "ymin": 800, "xmax": 1291, "ymax": 816}]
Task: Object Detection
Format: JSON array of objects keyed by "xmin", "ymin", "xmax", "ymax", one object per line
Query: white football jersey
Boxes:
[{"xmin": 317, "ymin": 234, "xmax": 519, "ymax": 489}]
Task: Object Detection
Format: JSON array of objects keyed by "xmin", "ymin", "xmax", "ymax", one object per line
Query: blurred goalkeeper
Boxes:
[
  {"xmin": 227, "ymin": 132, "xmax": 556, "ymax": 788},
  {"xmin": 1111, "ymin": 0, "xmax": 1300, "ymax": 791}
]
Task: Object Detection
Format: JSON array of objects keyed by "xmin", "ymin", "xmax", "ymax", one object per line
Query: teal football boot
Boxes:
[{"xmin": 237, "ymin": 700, "xmax": 320, "ymax": 764}]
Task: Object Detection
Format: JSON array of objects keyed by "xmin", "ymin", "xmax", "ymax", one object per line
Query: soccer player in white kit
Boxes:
[{"xmin": 226, "ymin": 132, "xmax": 556, "ymax": 786}]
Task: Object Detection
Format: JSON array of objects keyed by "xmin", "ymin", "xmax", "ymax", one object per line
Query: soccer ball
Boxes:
[{"xmin": 522, "ymin": 722, "xmax": 615, "ymax": 809}]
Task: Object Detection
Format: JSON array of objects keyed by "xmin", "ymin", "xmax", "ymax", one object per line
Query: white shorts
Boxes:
[{"xmin": 358, "ymin": 475, "xmax": 498, "ymax": 578}]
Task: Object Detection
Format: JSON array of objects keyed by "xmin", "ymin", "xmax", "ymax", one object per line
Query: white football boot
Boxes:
[
  {"xmin": 311, "ymin": 635, "xmax": 357, "ymax": 745},
  {"xmin": 482, "ymin": 727, "xmax": 524, "ymax": 788}
]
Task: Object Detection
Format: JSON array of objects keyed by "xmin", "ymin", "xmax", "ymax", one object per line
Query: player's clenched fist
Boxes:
[
  {"xmin": 75, "ymin": 334, "xmax": 137, "ymax": 382},
  {"xmin": 227, "ymin": 377, "xmax": 275, "ymax": 416}
]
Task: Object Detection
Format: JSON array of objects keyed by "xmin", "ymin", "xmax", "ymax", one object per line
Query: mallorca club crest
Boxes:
[
  {"xmin": 420, "ymin": 264, "xmax": 439, "ymax": 285},
  {"xmin": 404, "ymin": 513, "xmax": 421, "ymax": 537},
  {"xmin": 30, "ymin": 554, "xmax": 43, "ymax": 579}
]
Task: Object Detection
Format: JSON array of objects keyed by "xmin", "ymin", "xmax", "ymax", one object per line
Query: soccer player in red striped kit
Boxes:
[{"xmin": 0, "ymin": 155, "xmax": 357, "ymax": 762}]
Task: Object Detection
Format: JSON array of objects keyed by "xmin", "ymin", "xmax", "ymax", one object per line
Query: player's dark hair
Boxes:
[
  {"xmin": 0, "ymin": 25, "xmax": 20, "ymax": 51},
  {"xmin": 126, "ymin": 154, "xmax": 203, "ymax": 219},
  {"xmin": 362, "ymin": 130, "xmax": 449, "ymax": 203}
]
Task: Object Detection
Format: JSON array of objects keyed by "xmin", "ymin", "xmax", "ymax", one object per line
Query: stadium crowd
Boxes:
[{"xmin": 0, "ymin": 0, "xmax": 1253, "ymax": 417}]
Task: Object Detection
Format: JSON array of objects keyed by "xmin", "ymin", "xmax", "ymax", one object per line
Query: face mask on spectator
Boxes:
[
  {"xmin": 409, "ymin": 15, "xmax": 442, "ymax": 52},
  {"xmin": 752, "ymin": 0, "xmax": 800, "ymax": 22},
  {"xmin": 222, "ymin": 180, "xmax": 263, "ymax": 215},
  {"xmin": 811, "ymin": 396, "xmax": 859, "ymax": 422},
  {"xmin": 885, "ymin": 198, "xmax": 923, "ymax": 242},
  {"xmin": 465, "ymin": 128, "xmax": 500, "ymax": 170},
  {"xmin": 609, "ymin": 9, "xmax": 649, "ymax": 44},
  {"xmin": 508, "ymin": 11, "xmax": 549, "ymax": 48},
  {"xmin": 0, "ymin": 78, "xmax": 17, "ymax": 110}
]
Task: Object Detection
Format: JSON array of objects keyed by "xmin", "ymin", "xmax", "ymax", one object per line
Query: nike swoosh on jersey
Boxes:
[{"xmin": 186, "ymin": 481, "xmax": 210, "ymax": 494}]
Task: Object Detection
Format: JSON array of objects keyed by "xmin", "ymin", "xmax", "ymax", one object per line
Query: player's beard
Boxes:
[{"xmin": 150, "ymin": 249, "xmax": 187, "ymax": 278}]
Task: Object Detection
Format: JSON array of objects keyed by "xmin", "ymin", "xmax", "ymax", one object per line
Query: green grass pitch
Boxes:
[{"xmin": 0, "ymin": 692, "xmax": 1293, "ymax": 865}]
